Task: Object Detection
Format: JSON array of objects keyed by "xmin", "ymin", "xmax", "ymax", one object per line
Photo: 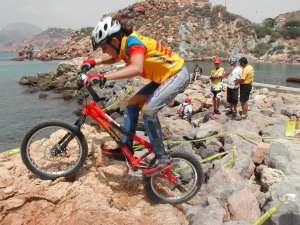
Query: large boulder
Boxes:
[{"xmin": 227, "ymin": 186, "xmax": 261, "ymax": 224}]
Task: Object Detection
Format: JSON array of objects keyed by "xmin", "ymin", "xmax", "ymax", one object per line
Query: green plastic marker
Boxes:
[{"xmin": 285, "ymin": 120, "xmax": 296, "ymax": 137}]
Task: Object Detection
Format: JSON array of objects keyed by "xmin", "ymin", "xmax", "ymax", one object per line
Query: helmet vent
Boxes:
[
  {"xmin": 98, "ymin": 30, "xmax": 102, "ymax": 38},
  {"xmin": 104, "ymin": 23, "xmax": 108, "ymax": 31}
]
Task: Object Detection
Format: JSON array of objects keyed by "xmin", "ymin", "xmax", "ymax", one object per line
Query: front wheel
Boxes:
[
  {"xmin": 143, "ymin": 151, "xmax": 203, "ymax": 204},
  {"xmin": 21, "ymin": 120, "xmax": 88, "ymax": 180}
]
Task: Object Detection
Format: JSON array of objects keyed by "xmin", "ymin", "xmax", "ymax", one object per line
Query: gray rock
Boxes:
[
  {"xmin": 260, "ymin": 108, "xmax": 275, "ymax": 117},
  {"xmin": 196, "ymin": 121, "xmax": 220, "ymax": 139},
  {"xmin": 63, "ymin": 90, "xmax": 77, "ymax": 100},
  {"xmin": 170, "ymin": 142, "xmax": 194, "ymax": 154},
  {"xmin": 187, "ymin": 196, "xmax": 226, "ymax": 225},
  {"xmin": 259, "ymin": 88, "xmax": 269, "ymax": 95},
  {"xmin": 98, "ymin": 88, "xmax": 114, "ymax": 100},
  {"xmin": 197, "ymin": 146, "xmax": 218, "ymax": 159},
  {"xmin": 272, "ymin": 102, "xmax": 282, "ymax": 113},
  {"xmin": 223, "ymin": 221, "xmax": 251, "ymax": 225},
  {"xmin": 281, "ymin": 108, "xmax": 295, "ymax": 117},
  {"xmin": 174, "ymin": 93, "xmax": 187, "ymax": 105},
  {"xmin": 38, "ymin": 92, "xmax": 48, "ymax": 99},
  {"xmin": 112, "ymin": 84, "xmax": 123, "ymax": 93},
  {"xmin": 56, "ymin": 61, "xmax": 77, "ymax": 77},
  {"xmin": 184, "ymin": 127, "xmax": 202, "ymax": 140},
  {"xmin": 114, "ymin": 79, "xmax": 128, "ymax": 89},
  {"xmin": 263, "ymin": 201, "xmax": 300, "ymax": 225},
  {"xmin": 256, "ymin": 165, "xmax": 287, "ymax": 191},
  {"xmin": 231, "ymin": 154, "xmax": 256, "ymax": 179},
  {"xmin": 223, "ymin": 133, "xmax": 256, "ymax": 157},
  {"xmin": 260, "ymin": 123, "xmax": 286, "ymax": 139},
  {"xmin": 205, "ymin": 138, "xmax": 223, "ymax": 152},
  {"xmin": 203, "ymin": 167, "xmax": 246, "ymax": 205},
  {"xmin": 264, "ymin": 143, "xmax": 290, "ymax": 174},
  {"xmin": 269, "ymin": 182, "xmax": 299, "ymax": 202}
]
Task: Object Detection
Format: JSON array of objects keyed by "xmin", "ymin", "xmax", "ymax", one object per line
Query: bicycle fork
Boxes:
[{"xmin": 51, "ymin": 115, "xmax": 86, "ymax": 156}]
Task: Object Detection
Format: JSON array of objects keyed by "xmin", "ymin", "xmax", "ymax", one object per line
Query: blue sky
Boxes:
[{"xmin": 1, "ymin": 0, "xmax": 299, "ymax": 30}]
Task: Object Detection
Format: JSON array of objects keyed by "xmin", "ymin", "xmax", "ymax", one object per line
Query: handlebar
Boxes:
[
  {"xmin": 77, "ymin": 66, "xmax": 101, "ymax": 103},
  {"xmin": 76, "ymin": 63, "xmax": 125, "ymax": 103}
]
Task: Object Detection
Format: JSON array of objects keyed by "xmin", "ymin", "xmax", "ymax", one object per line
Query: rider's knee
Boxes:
[
  {"xmin": 143, "ymin": 108, "xmax": 157, "ymax": 119},
  {"xmin": 125, "ymin": 104, "xmax": 140, "ymax": 117}
]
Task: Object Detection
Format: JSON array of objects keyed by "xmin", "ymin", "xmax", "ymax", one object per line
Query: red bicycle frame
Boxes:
[
  {"xmin": 76, "ymin": 83, "xmax": 175, "ymax": 178},
  {"xmin": 82, "ymin": 101, "xmax": 154, "ymax": 170}
]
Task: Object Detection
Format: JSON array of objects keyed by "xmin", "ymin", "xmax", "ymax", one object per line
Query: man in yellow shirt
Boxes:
[{"xmin": 234, "ymin": 57, "xmax": 254, "ymax": 120}]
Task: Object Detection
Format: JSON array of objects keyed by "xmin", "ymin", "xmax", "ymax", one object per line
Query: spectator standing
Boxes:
[
  {"xmin": 234, "ymin": 57, "xmax": 254, "ymax": 120},
  {"xmin": 224, "ymin": 57, "xmax": 242, "ymax": 117},
  {"xmin": 210, "ymin": 57, "xmax": 225, "ymax": 115}
]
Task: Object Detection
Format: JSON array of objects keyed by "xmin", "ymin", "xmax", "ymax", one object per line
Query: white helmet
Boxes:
[
  {"xmin": 91, "ymin": 16, "xmax": 121, "ymax": 50},
  {"xmin": 228, "ymin": 57, "xmax": 237, "ymax": 65}
]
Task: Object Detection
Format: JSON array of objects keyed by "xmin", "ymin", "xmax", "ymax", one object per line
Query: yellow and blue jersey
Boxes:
[{"xmin": 119, "ymin": 32, "xmax": 184, "ymax": 84}]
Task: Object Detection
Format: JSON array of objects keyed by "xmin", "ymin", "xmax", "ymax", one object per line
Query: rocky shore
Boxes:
[{"xmin": 1, "ymin": 59, "xmax": 300, "ymax": 225}]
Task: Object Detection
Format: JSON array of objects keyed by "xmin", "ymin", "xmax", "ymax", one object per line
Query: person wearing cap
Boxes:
[
  {"xmin": 234, "ymin": 57, "xmax": 255, "ymax": 120},
  {"xmin": 223, "ymin": 57, "xmax": 242, "ymax": 117},
  {"xmin": 210, "ymin": 57, "xmax": 225, "ymax": 115},
  {"xmin": 177, "ymin": 98, "xmax": 193, "ymax": 121}
]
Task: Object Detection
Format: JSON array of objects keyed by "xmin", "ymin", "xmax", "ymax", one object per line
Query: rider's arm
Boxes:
[
  {"xmin": 104, "ymin": 45, "xmax": 146, "ymax": 81},
  {"xmin": 94, "ymin": 54, "xmax": 117, "ymax": 65},
  {"xmin": 105, "ymin": 54, "xmax": 144, "ymax": 80}
]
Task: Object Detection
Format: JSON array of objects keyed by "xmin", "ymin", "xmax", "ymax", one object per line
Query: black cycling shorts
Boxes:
[
  {"xmin": 240, "ymin": 84, "xmax": 252, "ymax": 102},
  {"xmin": 227, "ymin": 87, "xmax": 239, "ymax": 105},
  {"xmin": 211, "ymin": 90, "xmax": 221, "ymax": 98}
]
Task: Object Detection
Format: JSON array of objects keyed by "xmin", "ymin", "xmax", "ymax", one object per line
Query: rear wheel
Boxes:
[
  {"xmin": 143, "ymin": 151, "xmax": 203, "ymax": 204},
  {"xmin": 21, "ymin": 120, "xmax": 88, "ymax": 180}
]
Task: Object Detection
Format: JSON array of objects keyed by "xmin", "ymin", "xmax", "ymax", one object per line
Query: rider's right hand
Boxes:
[{"xmin": 80, "ymin": 59, "xmax": 96, "ymax": 72}]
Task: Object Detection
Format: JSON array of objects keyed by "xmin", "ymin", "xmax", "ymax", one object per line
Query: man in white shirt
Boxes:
[{"xmin": 224, "ymin": 57, "xmax": 242, "ymax": 117}]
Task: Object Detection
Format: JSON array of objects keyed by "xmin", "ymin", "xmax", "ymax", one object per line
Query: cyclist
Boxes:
[{"xmin": 81, "ymin": 16, "xmax": 190, "ymax": 173}]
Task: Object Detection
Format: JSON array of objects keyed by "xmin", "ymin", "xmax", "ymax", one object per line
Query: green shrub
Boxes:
[
  {"xmin": 252, "ymin": 42, "xmax": 272, "ymax": 56},
  {"xmin": 210, "ymin": 16, "xmax": 219, "ymax": 28},
  {"xmin": 223, "ymin": 12, "xmax": 236, "ymax": 23},
  {"xmin": 252, "ymin": 24, "xmax": 273, "ymax": 38},
  {"xmin": 263, "ymin": 18, "xmax": 276, "ymax": 28},
  {"xmin": 283, "ymin": 19, "xmax": 300, "ymax": 28},
  {"xmin": 212, "ymin": 5, "xmax": 226, "ymax": 12},
  {"xmin": 288, "ymin": 49, "xmax": 300, "ymax": 55},
  {"xmin": 271, "ymin": 31, "xmax": 282, "ymax": 39},
  {"xmin": 282, "ymin": 27, "xmax": 300, "ymax": 39},
  {"xmin": 236, "ymin": 20, "xmax": 245, "ymax": 28},
  {"xmin": 273, "ymin": 44, "xmax": 285, "ymax": 51}
]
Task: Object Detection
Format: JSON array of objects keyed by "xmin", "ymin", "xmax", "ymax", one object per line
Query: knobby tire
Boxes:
[
  {"xmin": 143, "ymin": 151, "xmax": 203, "ymax": 205},
  {"xmin": 21, "ymin": 120, "xmax": 88, "ymax": 180}
]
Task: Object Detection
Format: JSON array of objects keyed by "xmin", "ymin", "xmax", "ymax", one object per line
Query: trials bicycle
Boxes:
[{"xmin": 21, "ymin": 67, "xmax": 203, "ymax": 204}]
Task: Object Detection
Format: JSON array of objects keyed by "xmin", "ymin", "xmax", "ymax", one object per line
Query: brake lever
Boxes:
[{"xmin": 77, "ymin": 74, "xmax": 88, "ymax": 90}]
